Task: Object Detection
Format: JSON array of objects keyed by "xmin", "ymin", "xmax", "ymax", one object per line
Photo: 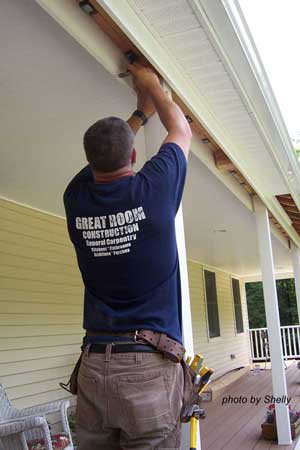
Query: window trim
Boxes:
[
  {"xmin": 231, "ymin": 276, "xmax": 245, "ymax": 335},
  {"xmin": 203, "ymin": 268, "xmax": 221, "ymax": 341}
]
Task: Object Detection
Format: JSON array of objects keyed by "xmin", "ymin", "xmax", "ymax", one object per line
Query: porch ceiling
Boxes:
[
  {"xmin": 0, "ymin": 0, "xmax": 292, "ymax": 278},
  {"xmin": 183, "ymin": 152, "xmax": 292, "ymax": 277}
]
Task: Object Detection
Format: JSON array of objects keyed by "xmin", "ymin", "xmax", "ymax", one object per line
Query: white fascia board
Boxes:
[
  {"xmin": 97, "ymin": 0, "xmax": 300, "ymax": 248},
  {"xmin": 193, "ymin": 0, "xmax": 300, "ymax": 209}
]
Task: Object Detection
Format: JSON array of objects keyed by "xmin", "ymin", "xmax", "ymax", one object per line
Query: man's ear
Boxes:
[{"xmin": 131, "ymin": 148, "xmax": 137, "ymax": 165}]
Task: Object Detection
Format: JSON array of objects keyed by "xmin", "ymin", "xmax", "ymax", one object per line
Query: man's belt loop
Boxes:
[{"xmin": 104, "ymin": 343, "xmax": 113, "ymax": 362}]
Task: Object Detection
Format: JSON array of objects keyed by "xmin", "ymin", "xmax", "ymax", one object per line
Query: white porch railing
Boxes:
[{"xmin": 249, "ymin": 326, "xmax": 300, "ymax": 360}]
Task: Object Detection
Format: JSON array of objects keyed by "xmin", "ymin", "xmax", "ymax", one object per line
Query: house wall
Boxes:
[
  {"xmin": 0, "ymin": 198, "xmax": 83, "ymax": 428},
  {"xmin": 0, "ymin": 198, "xmax": 252, "ymax": 425},
  {"xmin": 188, "ymin": 260, "xmax": 252, "ymax": 377}
]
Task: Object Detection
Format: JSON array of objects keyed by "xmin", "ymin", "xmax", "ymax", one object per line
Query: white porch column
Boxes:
[
  {"xmin": 291, "ymin": 243, "xmax": 300, "ymax": 324},
  {"xmin": 143, "ymin": 108, "xmax": 199, "ymax": 449},
  {"xmin": 254, "ymin": 198, "xmax": 291, "ymax": 445}
]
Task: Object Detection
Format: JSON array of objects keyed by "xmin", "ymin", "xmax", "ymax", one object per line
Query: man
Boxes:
[{"xmin": 64, "ymin": 63, "xmax": 192, "ymax": 450}]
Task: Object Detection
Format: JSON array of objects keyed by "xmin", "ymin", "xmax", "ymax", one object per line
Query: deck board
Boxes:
[{"xmin": 200, "ymin": 362, "xmax": 300, "ymax": 450}]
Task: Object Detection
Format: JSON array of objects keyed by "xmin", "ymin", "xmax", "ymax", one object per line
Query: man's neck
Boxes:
[{"xmin": 94, "ymin": 165, "xmax": 134, "ymax": 183}]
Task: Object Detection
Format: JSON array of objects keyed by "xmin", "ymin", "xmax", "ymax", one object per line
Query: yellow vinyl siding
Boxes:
[
  {"xmin": 188, "ymin": 260, "xmax": 251, "ymax": 377},
  {"xmin": 0, "ymin": 198, "xmax": 83, "ymax": 427}
]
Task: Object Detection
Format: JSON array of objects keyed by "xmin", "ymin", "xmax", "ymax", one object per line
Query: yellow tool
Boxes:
[
  {"xmin": 198, "ymin": 367, "xmax": 214, "ymax": 393},
  {"xmin": 187, "ymin": 355, "xmax": 214, "ymax": 450},
  {"xmin": 189, "ymin": 354, "xmax": 203, "ymax": 373},
  {"xmin": 190, "ymin": 415, "xmax": 198, "ymax": 450}
]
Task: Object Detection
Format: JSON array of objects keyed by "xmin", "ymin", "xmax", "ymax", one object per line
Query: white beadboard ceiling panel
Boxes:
[{"xmin": 129, "ymin": 0, "xmax": 288, "ymax": 196}]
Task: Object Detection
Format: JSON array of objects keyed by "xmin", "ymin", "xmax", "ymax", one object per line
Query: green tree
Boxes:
[
  {"xmin": 246, "ymin": 279, "xmax": 298, "ymax": 328},
  {"xmin": 246, "ymin": 282, "xmax": 266, "ymax": 328}
]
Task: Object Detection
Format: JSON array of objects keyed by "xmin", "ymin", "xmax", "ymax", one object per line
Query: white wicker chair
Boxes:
[
  {"xmin": 0, "ymin": 417, "xmax": 52, "ymax": 450},
  {"xmin": 0, "ymin": 384, "xmax": 74, "ymax": 450}
]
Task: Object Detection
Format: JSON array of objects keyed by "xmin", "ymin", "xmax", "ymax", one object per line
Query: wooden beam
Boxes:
[{"xmin": 213, "ymin": 148, "xmax": 235, "ymax": 171}]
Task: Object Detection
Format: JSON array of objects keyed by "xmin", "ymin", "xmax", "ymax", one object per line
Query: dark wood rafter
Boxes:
[
  {"xmin": 276, "ymin": 194, "xmax": 300, "ymax": 236},
  {"xmin": 77, "ymin": 1, "xmax": 296, "ymax": 241},
  {"xmin": 284, "ymin": 206, "xmax": 300, "ymax": 214}
]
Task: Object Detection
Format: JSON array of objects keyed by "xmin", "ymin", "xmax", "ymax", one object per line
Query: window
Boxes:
[
  {"xmin": 232, "ymin": 278, "xmax": 244, "ymax": 333},
  {"xmin": 204, "ymin": 270, "xmax": 220, "ymax": 338}
]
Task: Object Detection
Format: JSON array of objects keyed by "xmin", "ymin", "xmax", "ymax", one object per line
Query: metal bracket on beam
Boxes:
[
  {"xmin": 118, "ymin": 51, "xmax": 139, "ymax": 78},
  {"xmin": 78, "ymin": 0, "xmax": 97, "ymax": 16}
]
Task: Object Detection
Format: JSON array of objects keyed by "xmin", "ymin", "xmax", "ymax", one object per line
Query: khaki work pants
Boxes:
[{"xmin": 76, "ymin": 345, "xmax": 184, "ymax": 450}]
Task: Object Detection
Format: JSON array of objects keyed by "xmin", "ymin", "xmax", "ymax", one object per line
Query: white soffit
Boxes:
[{"xmin": 125, "ymin": 0, "xmax": 287, "ymax": 196}]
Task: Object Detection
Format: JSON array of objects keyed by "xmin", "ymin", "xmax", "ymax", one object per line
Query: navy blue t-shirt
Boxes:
[{"xmin": 63, "ymin": 142, "xmax": 187, "ymax": 344}]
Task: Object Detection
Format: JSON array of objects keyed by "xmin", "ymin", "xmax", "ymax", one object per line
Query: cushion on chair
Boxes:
[{"xmin": 28, "ymin": 433, "xmax": 69, "ymax": 450}]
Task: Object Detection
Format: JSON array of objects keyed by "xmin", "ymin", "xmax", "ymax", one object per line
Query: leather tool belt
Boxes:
[
  {"xmin": 86, "ymin": 329, "xmax": 186, "ymax": 363},
  {"xmin": 136, "ymin": 330, "xmax": 185, "ymax": 363},
  {"xmin": 60, "ymin": 329, "xmax": 186, "ymax": 396}
]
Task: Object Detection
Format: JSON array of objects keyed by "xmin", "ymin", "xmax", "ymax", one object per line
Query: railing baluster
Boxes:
[
  {"xmin": 282, "ymin": 327, "xmax": 288, "ymax": 358},
  {"xmin": 258, "ymin": 329, "xmax": 262, "ymax": 359},
  {"xmin": 287, "ymin": 327, "xmax": 292, "ymax": 358},
  {"xmin": 292, "ymin": 326, "xmax": 296, "ymax": 357},
  {"xmin": 254, "ymin": 329, "xmax": 259, "ymax": 360},
  {"xmin": 250, "ymin": 329, "xmax": 254, "ymax": 360}
]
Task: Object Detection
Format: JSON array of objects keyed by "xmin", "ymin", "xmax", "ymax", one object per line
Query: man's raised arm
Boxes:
[{"xmin": 128, "ymin": 63, "xmax": 192, "ymax": 159}]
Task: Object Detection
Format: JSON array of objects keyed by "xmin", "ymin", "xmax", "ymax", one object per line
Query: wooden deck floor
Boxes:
[{"xmin": 200, "ymin": 362, "xmax": 300, "ymax": 450}]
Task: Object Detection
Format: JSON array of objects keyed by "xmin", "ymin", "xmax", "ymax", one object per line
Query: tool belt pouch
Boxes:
[
  {"xmin": 180, "ymin": 358, "xmax": 201, "ymax": 423},
  {"xmin": 59, "ymin": 353, "xmax": 82, "ymax": 395}
]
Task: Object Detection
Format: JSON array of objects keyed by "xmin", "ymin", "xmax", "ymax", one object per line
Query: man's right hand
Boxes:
[{"xmin": 128, "ymin": 63, "xmax": 160, "ymax": 91}]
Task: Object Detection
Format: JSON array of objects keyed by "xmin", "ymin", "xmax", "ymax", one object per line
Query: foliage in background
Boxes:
[{"xmin": 246, "ymin": 279, "xmax": 298, "ymax": 328}]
